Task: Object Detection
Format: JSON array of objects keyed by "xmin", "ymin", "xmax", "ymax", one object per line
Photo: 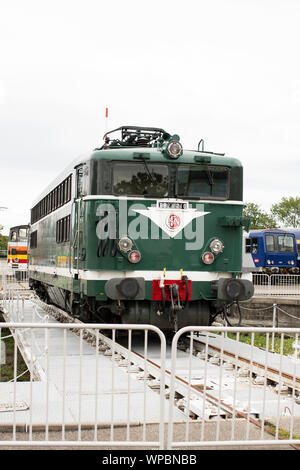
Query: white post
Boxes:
[{"xmin": 271, "ymin": 303, "xmax": 277, "ymax": 352}]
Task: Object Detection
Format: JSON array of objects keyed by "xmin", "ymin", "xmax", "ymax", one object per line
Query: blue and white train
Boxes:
[{"xmin": 243, "ymin": 229, "xmax": 300, "ymax": 274}]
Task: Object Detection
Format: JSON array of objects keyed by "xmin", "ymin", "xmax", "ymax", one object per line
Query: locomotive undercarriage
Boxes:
[
  {"xmin": 30, "ymin": 280, "xmax": 212, "ymax": 330},
  {"xmin": 262, "ymin": 267, "xmax": 299, "ymax": 275}
]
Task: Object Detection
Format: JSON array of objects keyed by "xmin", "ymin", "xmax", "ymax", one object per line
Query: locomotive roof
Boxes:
[
  {"xmin": 250, "ymin": 229, "xmax": 300, "ymax": 236},
  {"xmin": 9, "ymin": 224, "xmax": 29, "ymax": 231},
  {"xmin": 90, "ymin": 147, "xmax": 242, "ymax": 167}
]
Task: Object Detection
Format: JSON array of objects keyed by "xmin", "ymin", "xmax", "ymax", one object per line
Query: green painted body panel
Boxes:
[
  {"xmin": 79, "ymin": 199, "xmax": 243, "ymax": 272},
  {"xmin": 70, "ymin": 197, "xmax": 243, "ymax": 300}
]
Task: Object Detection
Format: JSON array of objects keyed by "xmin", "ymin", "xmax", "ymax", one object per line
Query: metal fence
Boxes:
[
  {"xmin": 0, "ymin": 294, "xmax": 167, "ymax": 449},
  {"xmin": 253, "ymin": 274, "xmax": 300, "ymax": 297},
  {"xmin": 1, "ymin": 286, "xmax": 300, "ymax": 449},
  {"xmin": 167, "ymin": 326, "xmax": 300, "ymax": 450},
  {"xmin": 0, "ymin": 270, "xmax": 29, "ymax": 294}
]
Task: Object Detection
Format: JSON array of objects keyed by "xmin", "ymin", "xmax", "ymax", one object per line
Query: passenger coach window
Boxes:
[
  {"xmin": 176, "ymin": 165, "xmax": 229, "ymax": 199},
  {"xmin": 113, "ymin": 162, "xmax": 168, "ymax": 197},
  {"xmin": 265, "ymin": 235, "xmax": 275, "ymax": 252},
  {"xmin": 277, "ymin": 235, "xmax": 294, "ymax": 252}
]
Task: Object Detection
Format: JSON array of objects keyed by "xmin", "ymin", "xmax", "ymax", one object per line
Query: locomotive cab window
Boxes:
[
  {"xmin": 10, "ymin": 231, "xmax": 17, "ymax": 242},
  {"xmin": 112, "ymin": 162, "xmax": 169, "ymax": 197},
  {"xmin": 277, "ymin": 235, "xmax": 294, "ymax": 252},
  {"xmin": 265, "ymin": 235, "xmax": 275, "ymax": 252},
  {"xmin": 19, "ymin": 228, "xmax": 28, "ymax": 240},
  {"xmin": 176, "ymin": 165, "xmax": 229, "ymax": 199}
]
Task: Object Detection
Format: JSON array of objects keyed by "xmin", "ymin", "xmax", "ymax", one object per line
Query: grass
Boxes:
[
  {"xmin": 0, "ymin": 313, "xmax": 30, "ymax": 382},
  {"xmin": 264, "ymin": 420, "xmax": 300, "ymax": 441},
  {"xmin": 225, "ymin": 331, "xmax": 297, "ymax": 356}
]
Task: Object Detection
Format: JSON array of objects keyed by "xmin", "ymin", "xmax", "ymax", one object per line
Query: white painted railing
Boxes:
[
  {"xmin": 253, "ymin": 274, "xmax": 300, "ymax": 297},
  {"xmin": 0, "ymin": 294, "xmax": 167, "ymax": 449},
  {"xmin": 1, "ymin": 287, "xmax": 300, "ymax": 449},
  {"xmin": 167, "ymin": 326, "xmax": 300, "ymax": 450}
]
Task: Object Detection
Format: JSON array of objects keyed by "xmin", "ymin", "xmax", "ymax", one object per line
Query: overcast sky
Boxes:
[{"xmin": 0, "ymin": 0, "xmax": 299, "ymax": 235}]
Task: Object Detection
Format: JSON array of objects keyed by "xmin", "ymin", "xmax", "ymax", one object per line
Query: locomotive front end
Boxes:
[
  {"xmin": 75, "ymin": 126, "xmax": 254, "ymax": 329},
  {"xmin": 28, "ymin": 125, "xmax": 254, "ymax": 330}
]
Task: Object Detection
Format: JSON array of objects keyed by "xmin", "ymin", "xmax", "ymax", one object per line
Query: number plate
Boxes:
[{"xmin": 158, "ymin": 201, "xmax": 188, "ymax": 210}]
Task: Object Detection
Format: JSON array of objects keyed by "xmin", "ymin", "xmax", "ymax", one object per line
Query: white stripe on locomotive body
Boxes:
[
  {"xmin": 28, "ymin": 265, "xmax": 251, "ymax": 282},
  {"xmin": 79, "ymin": 195, "xmax": 244, "ymax": 205}
]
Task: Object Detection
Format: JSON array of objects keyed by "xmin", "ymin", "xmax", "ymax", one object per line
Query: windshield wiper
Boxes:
[
  {"xmin": 140, "ymin": 157, "xmax": 155, "ymax": 184},
  {"xmin": 204, "ymin": 166, "xmax": 214, "ymax": 186}
]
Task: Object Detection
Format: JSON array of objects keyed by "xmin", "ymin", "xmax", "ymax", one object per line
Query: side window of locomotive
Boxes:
[
  {"xmin": 112, "ymin": 162, "xmax": 169, "ymax": 197},
  {"xmin": 56, "ymin": 216, "xmax": 71, "ymax": 243},
  {"xmin": 251, "ymin": 237, "xmax": 258, "ymax": 254},
  {"xmin": 265, "ymin": 235, "xmax": 275, "ymax": 252},
  {"xmin": 76, "ymin": 165, "xmax": 88, "ymax": 197},
  {"xmin": 177, "ymin": 165, "xmax": 229, "ymax": 199},
  {"xmin": 277, "ymin": 235, "xmax": 294, "ymax": 252},
  {"xmin": 245, "ymin": 237, "xmax": 251, "ymax": 253}
]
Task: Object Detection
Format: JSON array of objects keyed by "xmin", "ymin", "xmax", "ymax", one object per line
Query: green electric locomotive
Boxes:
[{"xmin": 29, "ymin": 126, "xmax": 253, "ymax": 330}]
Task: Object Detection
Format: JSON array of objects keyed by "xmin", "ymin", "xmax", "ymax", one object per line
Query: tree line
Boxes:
[{"xmin": 243, "ymin": 196, "xmax": 300, "ymax": 230}]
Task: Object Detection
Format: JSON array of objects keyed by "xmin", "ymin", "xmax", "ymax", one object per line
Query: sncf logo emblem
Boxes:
[{"xmin": 166, "ymin": 214, "xmax": 181, "ymax": 230}]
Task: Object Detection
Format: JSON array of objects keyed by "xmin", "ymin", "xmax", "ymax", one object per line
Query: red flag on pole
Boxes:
[{"xmin": 104, "ymin": 108, "xmax": 109, "ymax": 146}]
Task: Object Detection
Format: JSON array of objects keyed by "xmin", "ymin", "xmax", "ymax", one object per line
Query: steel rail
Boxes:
[{"xmin": 191, "ymin": 332, "xmax": 300, "ymax": 391}]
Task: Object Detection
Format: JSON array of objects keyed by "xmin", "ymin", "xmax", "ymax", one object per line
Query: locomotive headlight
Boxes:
[
  {"xmin": 119, "ymin": 237, "xmax": 133, "ymax": 252},
  {"xmin": 202, "ymin": 252, "xmax": 214, "ymax": 265},
  {"xmin": 267, "ymin": 260, "xmax": 271, "ymax": 265},
  {"xmin": 291, "ymin": 260, "xmax": 295, "ymax": 265},
  {"xmin": 128, "ymin": 250, "xmax": 141, "ymax": 264},
  {"xmin": 167, "ymin": 140, "xmax": 183, "ymax": 159},
  {"xmin": 209, "ymin": 239, "xmax": 224, "ymax": 254}
]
